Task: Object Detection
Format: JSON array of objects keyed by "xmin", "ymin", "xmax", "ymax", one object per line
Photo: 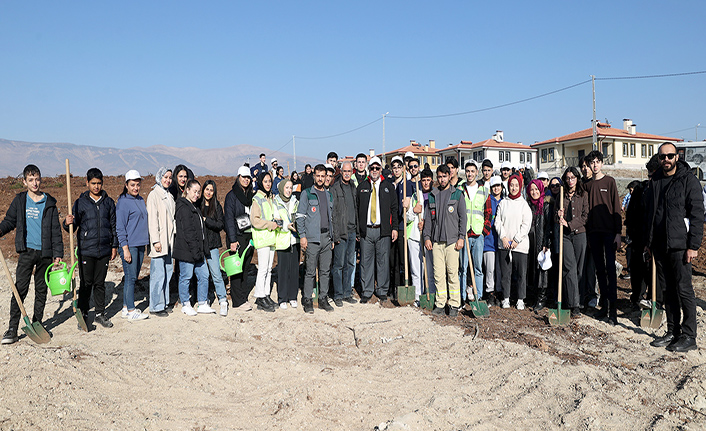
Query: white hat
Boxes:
[
  {"xmin": 391, "ymin": 155, "xmax": 404, "ymax": 166},
  {"xmin": 324, "ymin": 163, "xmax": 335, "ymax": 172},
  {"xmin": 125, "ymin": 169, "xmax": 141, "ymax": 182},
  {"xmin": 369, "ymin": 156, "xmax": 382, "ymax": 167},
  {"xmin": 537, "ymin": 171, "xmax": 549, "ymax": 180},
  {"xmin": 500, "ymin": 161, "xmax": 512, "ymax": 170},
  {"xmin": 516, "ymin": 163, "xmax": 524, "ymax": 171},
  {"xmin": 404, "ymin": 151, "xmax": 417, "ymax": 161},
  {"xmin": 538, "ymin": 249, "xmax": 553, "ymax": 271},
  {"xmin": 489, "ymin": 176, "xmax": 502, "ymax": 187},
  {"xmin": 237, "ymin": 166, "xmax": 251, "ymax": 177},
  {"xmin": 464, "ymin": 159, "xmax": 478, "ymax": 169},
  {"xmin": 525, "ymin": 162, "xmax": 533, "ymax": 170},
  {"xmin": 271, "ymin": 158, "xmax": 278, "ymax": 164}
]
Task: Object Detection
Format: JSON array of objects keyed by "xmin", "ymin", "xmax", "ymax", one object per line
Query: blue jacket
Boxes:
[
  {"xmin": 63, "ymin": 190, "xmax": 118, "ymax": 258},
  {"xmin": 116, "ymin": 194, "xmax": 149, "ymax": 248}
]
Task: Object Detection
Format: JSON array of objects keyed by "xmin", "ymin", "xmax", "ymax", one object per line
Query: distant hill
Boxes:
[{"xmin": 0, "ymin": 138, "xmax": 320, "ymax": 177}]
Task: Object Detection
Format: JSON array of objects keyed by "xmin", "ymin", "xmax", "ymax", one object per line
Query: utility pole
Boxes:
[
  {"xmin": 697, "ymin": 123, "xmax": 701, "ymax": 141},
  {"xmin": 591, "ymin": 75, "xmax": 598, "ymax": 150},
  {"xmin": 292, "ymin": 135, "xmax": 296, "ymax": 172},
  {"xmin": 383, "ymin": 112, "xmax": 389, "ymax": 165}
]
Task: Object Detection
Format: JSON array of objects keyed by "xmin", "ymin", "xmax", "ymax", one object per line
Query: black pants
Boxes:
[
  {"xmin": 78, "ymin": 255, "xmax": 110, "ymax": 315},
  {"xmin": 229, "ymin": 233, "xmax": 254, "ymax": 307},
  {"xmin": 498, "ymin": 250, "xmax": 528, "ymax": 300},
  {"xmin": 656, "ymin": 249, "xmax": 697, "ymax": 338},
  {"xmin": 9, "ymin": 249, "xmax": 51, "ymax": 330},
  {"xmin": 277, "ymin": 244, "xmax": 300, "ymax": 303},
  {"xmin": 629, "ymin": 243, "xmax": 661, "ymax": 303},
  {"xmin": 589, "ymin": 232, "xmax": 618, "ymax": 304},
  {"xmin": 389, "ymin": 229, "xmax": 405, "ymax": 292},
  {"xmin": 562, "ymin": 232, "xmax": 586, "ymax": 308}
]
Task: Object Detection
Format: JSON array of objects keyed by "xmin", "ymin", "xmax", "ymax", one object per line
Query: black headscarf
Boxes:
[{"xmin": 256, "ymin": 172, "xmax": 273, "ymax": 197}]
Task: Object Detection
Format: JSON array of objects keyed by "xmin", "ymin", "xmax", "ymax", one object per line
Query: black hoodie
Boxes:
[{"xmin": 173, "ymin": 197, "xmax": 207, "ymax": 263}]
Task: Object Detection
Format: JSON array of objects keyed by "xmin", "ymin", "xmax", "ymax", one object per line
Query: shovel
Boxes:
[
  {"xmin": 465, "ymin": 234, "xmax": 489, "ymax": 317},
  {"xmin": 641, "ymin": 255, "xmax": 663, "ymax": 329},
  {"xmin": 66, "ymin": 159, "xmax": 88, "ymax": 332},
  {"xmin": 548, "ymin": 186, "xmax": 570, "ymax": 326},
  {"xmin": 396, "ymin": 166, "xmax": 415, "ymax": 306},
  {"xmin": 0, "ymin": 248, "xmax": 51, "ymax": 343},
  {"xmin": 417, "ymin": 181, "xmax": 435, "ymax": 311}
]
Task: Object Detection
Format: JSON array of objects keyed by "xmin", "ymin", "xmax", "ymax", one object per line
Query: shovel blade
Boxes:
[
  {"xmin": 640, "ymin": 309, "xmax": 652, "ymax": 328},
  {"xmin": 470, "ymin": 299, "xmax": 490, "ymax": 318},
  {"xmin": 396, "ymin": 284, "xmax": 415, "ymax": 306},
  {"xmin": 548, "ymin": 304, "xmax": 570, "ymax": 326},
  {"xmin": 419, "ymin": 294, "xmax": 435, "ymax": 311},
  {"xmin": 21, "ymin": 316, "xmax": 50, "ymax": 344},
  {"xmin": 73, "ymin": 300, "xmax": 88, "ymax": 332},
  {"xmin": 650, "ymin": 309, "xmax": 664, "ymax": 330}
]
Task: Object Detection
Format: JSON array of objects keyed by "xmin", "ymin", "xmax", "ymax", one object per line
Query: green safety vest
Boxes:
[
  {"xmin": 405, "ymin": 190, "xmax": 420, "ymax": 239},
  {"xmin": 252, "ymin": 192, "xmax": 276, "ymax": 249},
  {"xmin": 462, "ymin": 183, "xmax": 488, "ymax": 235},
  {"xmin": 274, "ymin": 199, "xmax": 298, "ymax": 250}
]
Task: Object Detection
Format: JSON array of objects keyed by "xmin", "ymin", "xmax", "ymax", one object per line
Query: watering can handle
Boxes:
[
  {"xmin": 69, "ymin": 261, "xmax": 79, "ymax": 280},
  {"xmin": 45, "ymin": 261, "xmax": 66, "ymax": 286},
  {"xmin": 219, "ymin": 249, "xmax": 230, "ymax": 271}
]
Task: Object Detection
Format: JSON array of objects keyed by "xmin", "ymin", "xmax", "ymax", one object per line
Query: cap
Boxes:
[
  {"xmin": 489, "ymin": 176, "xmax": 502, "ymax": 187},
  {"xmin": 525, "ymin": 162, "xmax": 533, "ymax": 170},
  {"xmin": 464, "ymin": 159, "xmax": 478, "ymax": 169},
  {"xmin": 324, "ymin": 163, "xmax": 335, "ymax": 172},
  {"xmin": 125, "ymin": 170, "xmax": 141, "ymax": 182},
  {"xmin": 537, "ymin": 171, "xmax": 549, "ymax": 180},
  {"xmin": 369, "ymin": 156, "xmax": 382, "ymax": 167},
  {"xmin": 271, "ymin": 158, "xmax": 278, "ymax": 164},
  {"xmin": 237, "ymin": 166, "xmax": 251, "ymax": 177},
  {"xmin": 500, "ymin": 161, "xmax": 512, "ymax": 170},
  {"xmin": 404, "ymin": 151, "xmax": 418, "ymax": 161},
  {"xmin": 391, "ymin": 155, "xmax": 404, "ymax": 166}
]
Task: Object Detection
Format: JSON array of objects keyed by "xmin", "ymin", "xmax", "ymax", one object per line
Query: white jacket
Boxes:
[{"xmin": 494, "ymin": 197, "xmax": 532, "ymax": 255}]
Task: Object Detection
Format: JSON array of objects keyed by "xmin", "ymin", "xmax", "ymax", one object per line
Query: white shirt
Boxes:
[{"xmin": 366, "ymin": 177, "xmax": 382, "ymax": 226}]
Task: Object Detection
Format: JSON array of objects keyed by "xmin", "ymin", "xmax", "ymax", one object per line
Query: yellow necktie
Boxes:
[{"xmin": 370, "ymin": 183, "xmax": 377, "ymax": 224}]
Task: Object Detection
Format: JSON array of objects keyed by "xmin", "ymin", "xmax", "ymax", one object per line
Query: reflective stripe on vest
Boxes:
[
  {"xmin": 464, "ymin": 186, "xmax": 488, "ymax": 234},
  {"xmin": 252, "ymin": 194, "xmax": 276, "ymax": 248},
  {"xmin": 274, "ymin": 202, "xmax": 293, "ymax": 250}
]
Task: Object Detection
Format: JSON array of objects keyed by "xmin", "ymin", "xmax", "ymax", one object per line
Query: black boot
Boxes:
[
  {"xmin": 534, "ymin": 289, "xmax": 547, "ymax": 311},
  {"xmin": 302, "ymin": 297, "xmax": 314, "ymax": 314},
  {"xmin": 608, "ymin": 304, "xmax": 618, "ymax": 326},
  {"xmin": 594, "ymin": 299, "xmax": 609, "ymax": 319},
  {"xmin": 318, "ymin": 296, "xmax": 334, "ymax": 312},
  {"xmin": 255, "ymin": 297, "xmax": 275, "ymax": 312}
]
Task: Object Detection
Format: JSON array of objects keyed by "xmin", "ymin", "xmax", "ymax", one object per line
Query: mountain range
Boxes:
[{"xmin": 0, "ymin": 138, "xmax": 320, "ymax": 177}]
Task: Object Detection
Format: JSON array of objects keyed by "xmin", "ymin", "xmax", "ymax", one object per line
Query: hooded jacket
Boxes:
[
  {"xmin": 645, "ymin": 160, "xmax": 704, "ymax": 251},
  {"xmin": 173, "ymin": 197, "xmax": 208, "ymax": 263},
  {"xmin": 224, "ymin": 178, "xmax": 254, "ymax": 244},
  {"xmin": 0, "ymin": 191, "xmax": 63, "ymax": 259},
  {"xmin": 63, "ymin": 190, "xmax": 118, "ymax": 258}
]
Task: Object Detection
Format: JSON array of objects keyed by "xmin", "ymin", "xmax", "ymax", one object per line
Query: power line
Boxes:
[
  {"xmin": 596, "ymin": 70, "xmax": 706, "ymax": 81},
  {"xmin": 273, "ymin": 137, "xmax": 293, "ymax": 153},
  {"xmin": 387, "ymin": 79, "xmax": 592, "ymax": 119},
  {"xmin": 297, "ymin": 117, "xmax": 382, "ymax": 140},
  {"xmin": 659, "ymin": 126, "xmax": 703, "ymax": 136}
]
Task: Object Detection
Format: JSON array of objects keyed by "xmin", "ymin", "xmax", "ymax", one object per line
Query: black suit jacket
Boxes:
[{"xmin": 356, "ymin": 178, "xmax": 398, "ymax": 238}]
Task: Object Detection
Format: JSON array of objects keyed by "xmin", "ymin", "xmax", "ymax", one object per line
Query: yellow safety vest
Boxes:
[
  {"xmin": 274, "ymin": 199, "xmax": 298, "ymax": 250},
  {"xmin": 463, "ymin": 183, "xmax": 489, "ymax": 235},
  {"xmin": 252, "ymin": 192, "xmax": 276, "ymax": 249}
]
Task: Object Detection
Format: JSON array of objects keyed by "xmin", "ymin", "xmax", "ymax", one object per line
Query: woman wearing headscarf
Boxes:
[
  {"xmin": 201, "ymin": 179, "xmax": 229, "ymax": 316},
  {"xmin": 274, "ymin": 179, "xmax": 300, "ymax": 309},
  {"xmin": 250, "ymin": 172, "xmax": 279, "ymax": 312},
  {"xmin": 146, "ymin": 167, "xmax": 176, "ymax": 317},
  {"xmin": 525, "ymin": 179, "xmax": 551, "ymax": 309},
  {"xmin": 494, "ymin": 173, "xmax": 532, "ymax": 310},
  {"xmin": 224, "ymin": 166, "xmax": 255, "ymax": 311}
]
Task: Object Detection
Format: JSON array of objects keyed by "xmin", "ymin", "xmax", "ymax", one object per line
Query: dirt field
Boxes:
[{"xmin": 0, "ymin": 174, "xmax": 705, "ymax": 430}]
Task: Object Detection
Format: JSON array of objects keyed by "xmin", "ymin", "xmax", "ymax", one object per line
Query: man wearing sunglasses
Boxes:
[
  {"xmin": 356, "ymin": 157, "xmax": 399, "ymax": 304},
  {"xmin": 645, "ymin": 143, "xmax": 703, "ymax": 352},
  {"xmin": 584, "ymin": 150, "xmax": 622, "ymax": 325}
]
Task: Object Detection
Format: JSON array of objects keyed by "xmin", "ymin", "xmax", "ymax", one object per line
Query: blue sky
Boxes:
[{"xmin": 1, "ymin": 1, "xmax": 705, "ymax": 160}]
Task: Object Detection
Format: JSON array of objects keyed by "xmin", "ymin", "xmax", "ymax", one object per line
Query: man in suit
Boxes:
[{"xmin": 356, "ymin": 156, "xmax": 398, "ymax": 304}]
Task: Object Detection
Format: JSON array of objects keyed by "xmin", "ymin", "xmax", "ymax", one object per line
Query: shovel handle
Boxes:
[
  {"xmin": 465, "ymin": 234, "xmax": 479, "ymax": 299},
  {"xmin": 417, "ymin": 179, "xmax": 429, "ymax": 300},
  {"xmin": 557, "ymin": 187, "xmax": 564, "ymax": 304},
  {"xmin": 0, "ymin": 248, "xmax": 31, "ymax": 318},
  {"xmin": 66, "ymin": 159, "xmax": 79, "ymax": 306},
  {"xmin": 651, "ymin": 255, "xmax": 657, "ymax": 303}
]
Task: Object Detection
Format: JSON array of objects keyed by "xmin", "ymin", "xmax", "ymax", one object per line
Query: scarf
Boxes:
[
  {"xmin": 233, "ymin": 176, "xmax": 254, "ymax": 207},
  {"xmin": 153, "ymin": 166, "xmax": 171, "ymax": 190},
  {"xmin": 278, "ymin": 179, "xmax": 293, "ymax": 203},
  {"xmin": 526, "ymin": 179, "xmax": 545, "ymax": 215},
  {"xmin": 508, "ymin": 173, "xmax": 523, "ymax": 200}
]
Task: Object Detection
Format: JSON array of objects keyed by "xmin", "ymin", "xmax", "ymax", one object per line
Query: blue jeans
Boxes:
[
  {"xmin": 119, "ymin": 246, "xmax": 145, "ymax": 310},
  {"xmin": 178, "ymin": 259, "xmax": 209, "ymax": 305},
  {"xmin": 206, "ymin": 248, "xmax": 228, "ymax": 302},
  {"xmin": 332, "ymin": 230, "xmax": 357, "ymax": 300},
  {"xmin": 459, "ymin": 235, "xmax": 485, "ymax": 300},
  {"xmin": 149, "ymin": 254, "xmax": 173, "ymax": 312}
]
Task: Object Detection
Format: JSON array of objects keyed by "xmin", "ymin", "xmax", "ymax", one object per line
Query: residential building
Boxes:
[
  {"xmin": 437, "ymin": 131, "xmax": 537, "ymax": 171},
  {"xmin": 381, "ymin": 140, "xmax": 441, "ymax": 170}
]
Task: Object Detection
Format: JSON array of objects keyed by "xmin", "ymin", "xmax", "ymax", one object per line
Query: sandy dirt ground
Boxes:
[{"xmin": 0, "ymin": 174, "xmax": 705, "ymax": 430}]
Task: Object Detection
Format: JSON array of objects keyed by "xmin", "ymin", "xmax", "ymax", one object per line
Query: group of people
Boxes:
[{"xmin": 0, "ymin": 143, "xmax": 702, "ymax": 353}]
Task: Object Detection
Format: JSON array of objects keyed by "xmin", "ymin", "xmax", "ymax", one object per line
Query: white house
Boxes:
[{"xmin": 437, "ymin": 131, "xmax": 537, "ymax": 171}]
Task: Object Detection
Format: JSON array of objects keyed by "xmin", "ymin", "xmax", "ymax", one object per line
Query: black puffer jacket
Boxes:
[
  {"xmin": 203, "ymin": 200, "xmax": 224, "ymax": 250},
  {"xmin": 645, "ymin": 160, "xmax": 704, "ymax": 251},
  {"xmin": 173, "ymin": 197, "xmax": 207, "ymax": 263},
  {"xmin": 224, "ymin": 180, "xmax": 253, "ymax": 244},
  {"xmin": 0, "ymin": 191, "xmax": 63, "ymax": 258},
  {"xmin": 62, "ymin": 190, "xmax": 118, "ymax": 258}
]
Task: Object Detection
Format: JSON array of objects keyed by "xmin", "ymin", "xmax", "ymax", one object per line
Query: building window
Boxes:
[
  {"xmin": 520, "ymin": 152, "xmax": 525, "ymax": 163},
  {"xmin": 641, "ymin": 144, "xmax": 647, "ymax": 158},
  {"xmin": 548, "ymin": 148, "xmax": 555, "ymax": 162},
  {"xmin": 630, "ymin": 143, "xmax": 635, "ymax": 157},
  {"xmin": 623, "ymin": 143, "xmax": 628, "ymax": 157},
  {"xmin": 541, "ymin": 149, "xmax": 547, "ymax": 163},
  {"xmin": 648, "ymin": 145, "xmax": 654, "ymax": 156},
  {"xmin": 505, "ymin": 151, "xmax": 511, "ymax": 162},
  {"xmin": 527, "ymin": 153, "xmax": 532, "ymax": 163},
  {"xmin": 499, "ymin": 151, "xmax": 504, "ymax": 162}
]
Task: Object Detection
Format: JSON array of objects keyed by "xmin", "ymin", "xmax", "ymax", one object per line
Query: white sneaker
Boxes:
[
  {"xmin": 220, "ymin": 301, "xmax": 228, "ymax": 317},
  {"xmin": 182, "ymin": 303, "xmax": 198, "ymax": 316},
  {"xmin": 121, "ymin": 307, "xmax": 129, "ymax": 319},
  {"xmin": 279, "ymin": 302, "xmax": 287, "ymax": 310},
  {"xmin": 516, "ymin": 299, "xmax": 525, "ymax": 310},
  {"xmin": 289, "ymin": 300, "xmax": 298, "ymax": 308},
  {"xmin": 502, "ymin": 298, "xmax": 510, "ymax": 309},
  {"xmin": 126, "ymin": 309, "xmax": 148, "ymax": 322},
  {"xmin": 197, "ymin": 303, "xmax": 216, "ymax": 314}
]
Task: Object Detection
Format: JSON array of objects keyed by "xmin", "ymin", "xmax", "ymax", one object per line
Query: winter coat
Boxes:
[
  {"xmin": 0, "ymin": 191, "xmax": 63, "ymax": 259},
  {"xmin": 63, "ymin": 190, "xmax": 118, "ymax": 258},
  {"xmin": 224, "ymin": 181, "xmax": 253, "ymax": 244},
  {"xmin": 146, "ymin": 186, "xmax": 176, "ymax": 258},
  {"xmin": 356, "ymin": 178, "xmax": 399, "ymax": 239},
  {"xmin": 203, "ymin": 200, "xmax": 224, "ymax": 250},
  {"xmin": 296, "ymin": 186, "xmax": 334, "ymax": 243},
  {"xmin": 331, "ymin": 179, "xmax": 358, "ymax": 243},
  {"xmin": 173, "ymin": 197, "xmax": 207, "ymax": 263},
  {"xmin": 625, "ymin": 181, "xmax": 647, "ymax": 247},
  {"xmin": 645, "ymin": 160, "xmax": 704, "ymax": 251},
  {"xmin": 494, "ymin": 197, "xmax": 532, "ymax": 255}
]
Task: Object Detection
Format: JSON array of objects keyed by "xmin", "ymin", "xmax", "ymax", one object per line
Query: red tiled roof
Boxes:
[
  {"xmin": 384, "ymin": 144, "xmax": 439, "ymax": 156},
  {"xmin": 439, "ymin": 140, "xmax": 534, "ymax": 152},
  {"xmin": 532, "ymin": 124, "xmax": 681, "ymax": 147}
]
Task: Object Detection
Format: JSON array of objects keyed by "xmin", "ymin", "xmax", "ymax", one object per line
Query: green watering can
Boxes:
[
  {"xmin": 45, "ymin": 261, "xmax": 78, "ymax": 296},
  {"xmin": 219, "ymin": 240, "xmax": 254, "ymax": 277}
]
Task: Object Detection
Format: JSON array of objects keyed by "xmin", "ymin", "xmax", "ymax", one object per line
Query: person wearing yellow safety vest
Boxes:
[
  {"xmin": 250, "ymin": 172, "xmax": 280, "ymax": 313},
  {"xmin": 405, "ymin": 170, "xmax": 424, "ymax": 302},
  {"xmin": 296, "ymin": 164, "xmax": 335, "ymax": 314},
  {"xmin": 274, "ymin": 179, "xmax": 300, "ymax": 310},
  {"xmin": 459, "ymin": 160, "xmax": 489, "ymax": 303}
]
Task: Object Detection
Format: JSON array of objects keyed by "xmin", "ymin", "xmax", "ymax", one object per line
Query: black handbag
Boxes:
[{"xmin": 236, "ymin": 213, "xmax": 251, "ymax": 230}]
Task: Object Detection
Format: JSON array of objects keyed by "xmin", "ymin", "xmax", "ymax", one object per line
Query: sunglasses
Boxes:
[
  {"xmin": 550, "ymin": 183, "xmax": 561, "ymax": 188},
  {"xmin": 658, "ymin": 153, "xmax": 676, "ymax": 161},
  {"xmin": 370, "ymin": 166, "xmax": 382, "ymax": 171},
  {"xmin": 408, "ymin": 164, "xmax": 419, "ymax": 169}
]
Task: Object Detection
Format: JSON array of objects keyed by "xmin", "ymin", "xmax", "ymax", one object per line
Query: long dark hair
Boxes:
[
  {"xmin": 562, "ymin": 166, "xmax": 584, "ymax": 197},
  {"xmin": 173, "ymin": 165, "xmax": 193, "ymax": 191},
  {"xmin": 200, "ymin": 179, "xmax": 218, "ymax": 218}
]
